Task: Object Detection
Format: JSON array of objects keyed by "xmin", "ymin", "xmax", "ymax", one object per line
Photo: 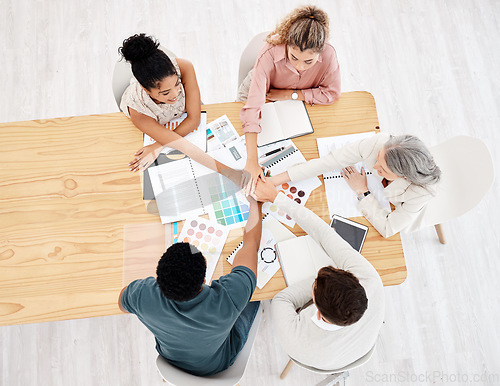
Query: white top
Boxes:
[
  {"xmin": 271, "ymin": 193, "xmax": 385, "ymax": 370},
  {"xmin": 287, "ymin": 133, "xmax": 438, "ymax": 237},
  {"xmin": 119, "ymin": 51, "xmax": 186, "ymax": 126},
  {"xmin": 270, "ymin": 192, "xmax": 385, "ymax": 370}
]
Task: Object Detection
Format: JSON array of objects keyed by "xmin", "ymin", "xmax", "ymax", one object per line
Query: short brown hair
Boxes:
[
  {"xmin": 314, "ymin": 266, "xmax": 368, "ymax": 326},
  {"xmin": 266, "ymin": 5, "xmax": 329, "ymax": 52}
]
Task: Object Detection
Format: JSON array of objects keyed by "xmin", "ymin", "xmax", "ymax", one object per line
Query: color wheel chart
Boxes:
[{"xmin": 178, "ymin": 217, "xmax": 229, "ymax": 282}]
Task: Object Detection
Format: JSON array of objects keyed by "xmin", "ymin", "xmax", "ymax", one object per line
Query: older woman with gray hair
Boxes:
[{"xmin": 267, "ymin": 133, "xmax": 441, "ymax": 238}]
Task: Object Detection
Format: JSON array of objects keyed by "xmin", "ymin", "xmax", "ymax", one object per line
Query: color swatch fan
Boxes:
[{"xmin": 178, "ymin": 217, "xmax": 229, "ymax": 283}]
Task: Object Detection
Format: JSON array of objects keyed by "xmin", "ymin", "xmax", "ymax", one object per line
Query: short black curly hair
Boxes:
[{"xmin": 156, "ymin": 242, "xmax": 207, "ymax": 302}]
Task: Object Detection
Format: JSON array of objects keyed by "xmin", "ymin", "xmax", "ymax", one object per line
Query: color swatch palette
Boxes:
[
  {"xmin": 178, "ymin": 217, "xmax": 229, "ymax": 282},
  {"xmin": 209, "ymin": 186, "xmax": 250, "ymax": 230},
  {"xmin": 264, "ymin": 182, "xmax": 313, "ymax": 227}
]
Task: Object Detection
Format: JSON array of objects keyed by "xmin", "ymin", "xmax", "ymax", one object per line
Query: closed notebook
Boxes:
[
  {"xmin": 257, "ymin": 100, "xmax": 313, "ymax": 147},
  {"xmin": 275, "ymin": 235, "xmax": 333, "ymax": 286}
]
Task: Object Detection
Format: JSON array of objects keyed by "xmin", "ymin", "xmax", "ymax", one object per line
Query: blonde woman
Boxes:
[{"xmin": 238, "ymin": 5, "xmax": 341, "ymax": 193}]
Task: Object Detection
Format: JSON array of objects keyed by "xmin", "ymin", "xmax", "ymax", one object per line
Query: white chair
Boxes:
[
  {"xmin": 237, "ymin": 32, "xmax": 269, "ymax": 90},
  {"xmin": 155, "ymin": 303, "xmax": 263, "ymax": 386},
  {"xmin": 422, "ymin": 136, "xmax": 494, "ymax": 244},
  {"xmin": 111, "ymin": 46, "xmax": 177, "ymax": 110},
  {"xmin": 280, "ymin": 343, "xmax": 376, "ymax": 385}
]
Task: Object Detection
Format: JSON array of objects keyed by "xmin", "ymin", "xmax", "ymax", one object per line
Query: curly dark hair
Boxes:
[
  {"xmin": 156, "ymin": 242, "xmax": 207, "ymax": 302},
  {"xmin": 314, "ymin": 266, "xmax": 368, "ymax": 326},
  {"xmin": 119, "ymin": 33, "xmax": 177, "ymax": 90}
]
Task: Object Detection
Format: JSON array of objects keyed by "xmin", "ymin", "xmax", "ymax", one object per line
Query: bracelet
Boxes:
[{"xmin": 357, "ymin": 190, "xmax": 371, "ymax": 201}]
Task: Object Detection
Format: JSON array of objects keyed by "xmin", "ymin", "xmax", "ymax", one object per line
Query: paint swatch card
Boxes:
[
  {"xmin": 261, "ymin": 143, "xmax": 321, "ymax": 227},
  {"xmin": 263, "ymin": 181, "xmax": 316, "ymax": 227},
  {"xmin": 178, "ymin": 217, "xmax": 229, "ymax": 282},
  {"xmin": 207, "ymin": 189, "xmax": 250, "ymax": 230}
]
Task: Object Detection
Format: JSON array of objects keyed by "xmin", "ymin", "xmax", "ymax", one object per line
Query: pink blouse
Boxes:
[{"xmin": 240, "ymin": 43, "xmax": 341, "ymax": 133}]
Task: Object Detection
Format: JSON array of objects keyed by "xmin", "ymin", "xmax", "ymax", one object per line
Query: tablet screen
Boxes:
[{"xmin": 330, "ymin": 215, "xmax": 368, "ymax": 252}]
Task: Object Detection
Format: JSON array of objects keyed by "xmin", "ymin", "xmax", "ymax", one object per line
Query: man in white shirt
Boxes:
[{"xmin": 253, "ymin": 178, "xmax": 385, "ymax": 370}]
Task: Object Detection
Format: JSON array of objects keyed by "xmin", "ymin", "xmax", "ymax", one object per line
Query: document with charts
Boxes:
[{"xmin": 317, "ymin": 132, "xmax": 391, "ymax": 218}]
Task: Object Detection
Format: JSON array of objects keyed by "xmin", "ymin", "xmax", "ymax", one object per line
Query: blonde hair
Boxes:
[{"xmin": 266, "ymin": 5, "xmax": 330, "ymax": 52}]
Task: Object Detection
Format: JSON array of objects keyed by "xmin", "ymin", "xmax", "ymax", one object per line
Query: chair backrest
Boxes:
[
  {"xmin": 290, "ymin": 343, "xmax": 376, "ymax": 375},
  {"xmin": 422, "ymin": 136, "xmax": 494, "ymax": 227},
  {"xmin": 237, "ymin": 32, "xmax": 269, "ymax": 88},
  {"xmin": 111, "ymin": 46, "xmax": 177, "ymax": 110},
  {"xmin": 155, "ymin": 303, "xmax": 263, "ymax": 386}
]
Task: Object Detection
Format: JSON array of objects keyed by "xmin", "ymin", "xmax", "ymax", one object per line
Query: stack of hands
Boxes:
[{"xmin": 241, "ymin": 164, "xmax": 370, "ymax": 205}]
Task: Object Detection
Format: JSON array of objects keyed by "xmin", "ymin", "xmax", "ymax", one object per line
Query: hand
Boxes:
[
  {"xmin": 219, "ymin": 168, "xmax": 250, "ymax": 190},
  {"xmin": 341, "ymin": 166, "xmax": 369, "ymax": 194},
  {"xmin": 266, "ymin": 89, "xmax": 293, "ymax": 101},
  {"xmin": 243, "ymin": 159, "xmax": 266, "ymax": 196},
  {"xmin": 268, "ymin": 172, "xmax": 290, "ymax": 187},
  {"xmin": 251, "ymin": 177, "xmax": 279, "ymax": 203},
  {"xmin": 129, "ymin": 143, "xmax": 163, "ymax": 172}
]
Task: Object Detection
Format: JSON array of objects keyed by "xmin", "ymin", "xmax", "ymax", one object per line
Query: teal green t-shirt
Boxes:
[{"xmin": 121, "ymin": 265, "xmax": 256, "ymax": 376}]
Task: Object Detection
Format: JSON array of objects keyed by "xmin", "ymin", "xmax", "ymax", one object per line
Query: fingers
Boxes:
[
  {"xmin": 251, "ymin": 177, "xmax": 258, "ymax": 196},
  {"xmin": 244, "ymin": 179, "xmax": 253, "ymax": 197},
  {"xmin": 260, "ymin": 168, "xmax": 266, "ymax": 182}
]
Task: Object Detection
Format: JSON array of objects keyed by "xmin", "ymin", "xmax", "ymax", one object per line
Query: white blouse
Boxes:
[{"xmin": 119, "ymin": 50, "xmax": 186, "ymax": 126}]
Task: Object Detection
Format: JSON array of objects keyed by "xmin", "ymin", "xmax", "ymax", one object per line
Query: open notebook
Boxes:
[
  {"xmin": 257, "ymin": 100, "xmax": 313, "ymax": 147},
  {"xmin": 275, "ymin": 235, "xmax": 333, "ymax": 286},
  {"xmin": 148, "ymin": 158, "xmax": 239, "ymax": 224}
]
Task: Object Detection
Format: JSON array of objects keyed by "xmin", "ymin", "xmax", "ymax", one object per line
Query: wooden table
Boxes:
[{"xmin": 0, "ymin": 91, "xmax": 406, "ymax": 326}]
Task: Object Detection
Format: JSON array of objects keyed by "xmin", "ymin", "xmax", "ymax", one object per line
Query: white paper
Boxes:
[
  {"xmin": 317, "ymin": 132, "xmax": 391, "ymax": 218},
  {"xmin": 143, "ymin": 112, "xmax": 207, "ymax": 154}
]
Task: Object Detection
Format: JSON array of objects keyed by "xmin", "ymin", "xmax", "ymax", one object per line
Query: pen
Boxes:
[{"xmin": 260, "ymin": 147, "xmax": 284, "ymax": 158}]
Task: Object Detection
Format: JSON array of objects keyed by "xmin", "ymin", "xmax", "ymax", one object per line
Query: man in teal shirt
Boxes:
[{"xmin": 119, "ymin": 199, "xmax": 262, "ymax": 376}]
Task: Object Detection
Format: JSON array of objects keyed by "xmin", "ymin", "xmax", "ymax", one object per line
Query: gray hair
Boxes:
[{"xmin": 384, "ymin": 135, "xmax": 441, "ymax": 187}]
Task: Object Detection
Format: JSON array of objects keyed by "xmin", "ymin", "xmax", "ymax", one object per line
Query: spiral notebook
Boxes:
[
  {"xmin": 148, "ymin": 158, "xmax": 239, "ymax": 224},
  {"xmin": 260, "ymin": 141, "xmax": 321, "ymax": 227}
]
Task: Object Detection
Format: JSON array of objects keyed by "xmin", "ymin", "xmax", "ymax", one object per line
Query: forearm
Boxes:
[
  {"xmin": 173, "ymin": 114, "xmax": 200, "ymax": 137},
  {"xmin": 245, "ymin": 133, "xmax": 259, "ymax": 165},
  {"xmin": 358, "ymin": 194, "xmax": 426, "ymax": 238},
  {"xmin": 232, "ymin": 200, "xmax": 263, "ymax": 275},
  {"xmin": 269, "ymin": 171, "xmax": 291, "ymax": 186}
]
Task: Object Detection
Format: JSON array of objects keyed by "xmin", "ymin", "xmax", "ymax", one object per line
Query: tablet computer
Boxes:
[{"xmin": 330, "ymin": 214, "xmax": 368, "ymax": 252}]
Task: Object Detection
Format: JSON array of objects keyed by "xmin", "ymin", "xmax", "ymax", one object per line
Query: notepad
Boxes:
[
  {"xmin": 275, "ymin": 235, "xmax": 333, "ymax": 286},
  {"xmin": 257, "ymin": 100, "xmax": 314, "ymax": 147}
]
